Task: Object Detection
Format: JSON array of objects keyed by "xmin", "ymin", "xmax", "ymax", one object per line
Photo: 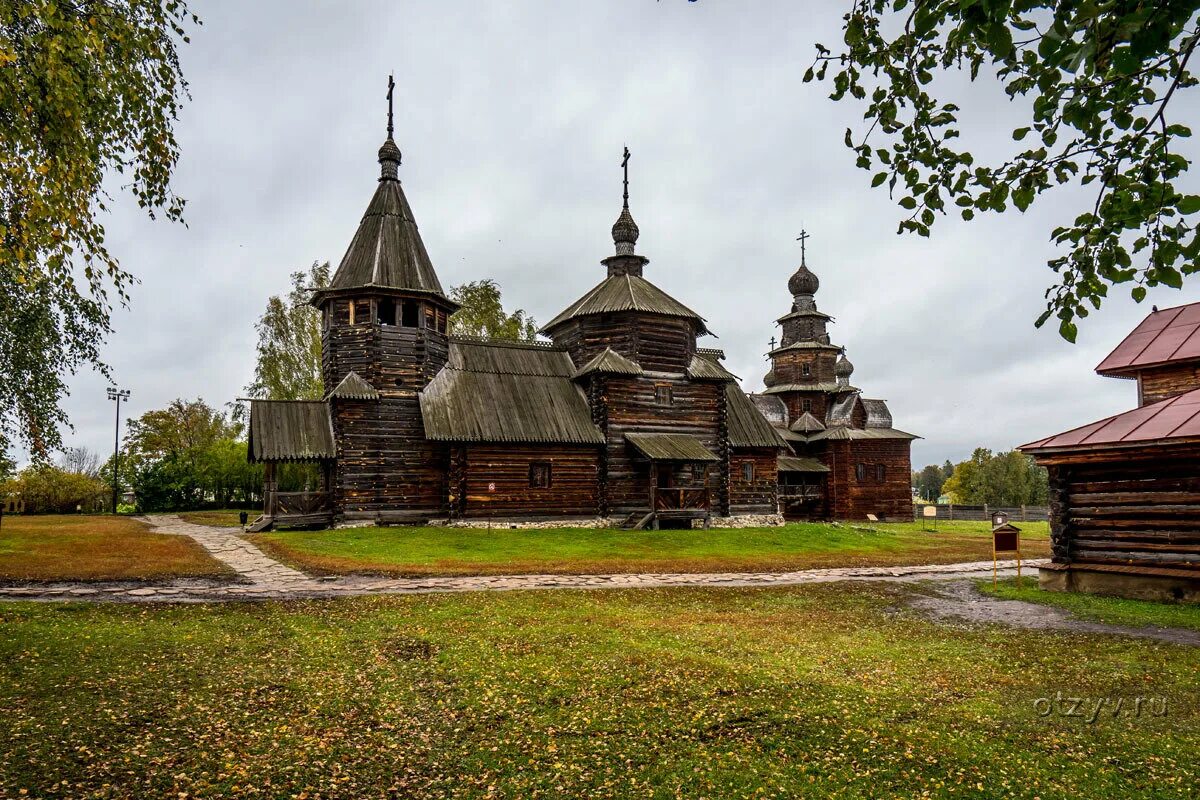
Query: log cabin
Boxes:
[
  {"xmin": 247, "ymin": 101, "xmax": 915, "ymax": 530},
  {"xmin": 1021, "ymin": 302, "xmax": 1200, "ymax": 601}
]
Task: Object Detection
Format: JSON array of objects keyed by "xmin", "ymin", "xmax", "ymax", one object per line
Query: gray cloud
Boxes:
[{"xmin": 35, "ymin": 0, "xmax": 1199, "ymax": 471}]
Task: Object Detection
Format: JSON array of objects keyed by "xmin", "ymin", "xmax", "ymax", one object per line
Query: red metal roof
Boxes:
[
  {"xmin": 1021, "ymin": 386, "xmax": 1200, "ymax": 452},
  {"xmin": 1095, "ymin": 302, "xmax": 1200, "ymax": 375}
]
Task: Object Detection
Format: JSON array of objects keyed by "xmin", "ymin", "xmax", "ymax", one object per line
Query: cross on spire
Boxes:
[
  {"xmin": 386, "ymin": 74, "xmax": 395, "ymax": 139},
  {"xmin": 621, "ymin": 146, "xmax": 631, "ymax": 210},
  {"xmin": 796, "ymin": 228, "xmax": 810, "ymax": 266},
  {"xmin": 768, "ymin": 335, "xmax": 777, "ymax": 352}
]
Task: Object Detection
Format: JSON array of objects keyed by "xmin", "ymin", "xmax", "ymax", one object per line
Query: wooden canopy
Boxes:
[
  {"xmin": 777, "ymin": 455, "xmax": 830, "ymax": 473},
  {"xmin": 248, "ymin": 400, "xmax": 336, "ymax": 462},
  {"xmin": 625, "ymin": 433, "xmax": 718, "ymax": 462},
  {"xmin": 325, "ymin": 371, "xmax": 379, "ymax": 401},
  {"xmin": 540, "ymin": 273, "xmax": 709, "ymax": 335}
]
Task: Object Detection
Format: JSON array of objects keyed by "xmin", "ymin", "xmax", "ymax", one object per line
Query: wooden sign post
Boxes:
[
  {"xmin": 991, "ymin": 521, "xmax": 1022, "ymax": 589},
  {"xmin": 922, "ymin": 503, "xmax": 937, "ymax": 531}
]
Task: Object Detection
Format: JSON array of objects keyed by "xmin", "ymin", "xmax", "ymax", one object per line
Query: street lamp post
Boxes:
[{"xmin": 107, "ymin": 388, "xmax": 130, "ymax": 514}]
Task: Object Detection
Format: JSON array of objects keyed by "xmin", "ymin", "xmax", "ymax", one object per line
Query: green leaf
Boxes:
[
  {"xmin": 899, "ymin": 197, "xmax": 917, "ymax": 209},
  {"xmin": 1012, "ymin": 127, "xmax": 1031, "ymax": 140},
  {"xmin": 871, "ymin": 172, "xmax": 888, "ymax": 187},
  {"xmin": 1131, "ymin": 286, "xmax": 1147, "ymax": 302},
  {"xmin": 1179, "ymin": 196, "xmax": 1200, "ymax": 215},
  {"xmin": 1059, "ymin": 320, "xmax": 1078, "ymax": 343}
]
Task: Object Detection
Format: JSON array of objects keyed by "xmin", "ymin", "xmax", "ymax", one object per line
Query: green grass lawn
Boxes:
[
  {"xmin": 0, "ymin": 514, "xmax": 230, "ymax": 582},
  {"xmin": 254, "ymin": 520, "xmax": 1051, "ymax": 577},
  {"xmin": 987, "ymin": 578, "xmax": 1200, "ymax": 631},
  {"xmin": 177, "ymin": 509, "xmax": 251, "ymax": 528},
  {"xmin": 0, "ymin": 582, "xmax": 1194, "ymax": 798}
]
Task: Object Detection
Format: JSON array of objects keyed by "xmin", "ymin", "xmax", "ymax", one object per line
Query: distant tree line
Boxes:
[{"xmin": 913, "ymin": 449, "xmax": 1049, "ymax": 507}]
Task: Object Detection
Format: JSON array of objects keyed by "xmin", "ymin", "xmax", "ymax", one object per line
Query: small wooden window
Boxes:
[
  {"xmin": 424, "ymin": 305, "xmax": 435, "ymax": 329},
  {"xmin": 855, "ymin": 463, "xmax": 866, "ymax": 482},
  {"xmin": 436, "ymin": 309, "xmax": 447, "ymax": 334},
  {"xmin": 655, "ymin": 384, "xmax": 673, "ymax": 407},
  {"xmin": 802, "ymin": 363, "xmax": 811, "ymax": 377},
  {"xmin": 401, "ymin": 300, "xmax": 419, "ymax": 327},
  {"xmin": 876, "ymin": 464, "xmax": 887, "ymax": 482},
  {"xmin": 378, "ymin": 298, "xmax": 397, "ymax": 326},
  {"xmin": 802, "ymin": 398, "xmax": 812, "ymax": 413},
  {"xmin": 742, "ymin": 461, "xmax": 754, "ymax": 483},
  {"xmin": 529, "ymin": 461, "xmax": 552, "ymax": 489}
]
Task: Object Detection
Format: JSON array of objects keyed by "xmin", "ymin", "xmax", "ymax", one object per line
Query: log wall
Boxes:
[
  {"xmin": 1138, "ymin": 364, "xmax": 1200, "ymax": 405},
  {"xmin": 551, "ymin": 313, "xmax": 699, "ymax": 373},
  {"xmin": 818, "ymin": 438, "xmax": 913, "ymax": 520},
  {"xmin": 729, "ymin": 448, "xmax": 780, "ymax": 514},
  {"xmin": 457, "ymin": 444, "xmax": 601, "ymax": 518},
  {"xmin": 1038, "ymin": 447, "xmax": 1200, "ymax": 575}
]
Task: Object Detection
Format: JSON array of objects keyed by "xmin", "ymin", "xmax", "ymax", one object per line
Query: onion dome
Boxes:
[
  {"xmin": 788, "ymin": 261, "xmax": 819, "ymax": 296},
  {"xmin": 763, "ymin": 366, "xmax": 779, "ymax": 387},
  {"xmin": 612, "ymin": 206, "xmax": 640, "ymax": 255},
  {"xmin": 378, "ymin": 137, "xmax": 401, "ymax": 180},
  {"xmin": 835, "ymin": 353, "xmax": 854, "ymax": 379}
]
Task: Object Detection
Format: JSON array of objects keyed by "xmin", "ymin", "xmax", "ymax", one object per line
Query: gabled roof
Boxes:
[
  {"xmin": 748, "ymin": 393, "xmax": 788, "ymax": 427},
  {"xmin": 325, "ymin": 371, "xmax": 379, "ymax": 401},
  {"xmin": 248, "ymin": 400, "xmax": 336, "ymax": 462},
  {"xmin": 826, "ymin": 393, "xmax": 859, "ymax": 427},
  {"xmin": 863, "ymin": 398, "xmax": 893, "ymax": 429},
  {"xmin": 540, "ymin": 274, "xmax": 709, "ymax": 334},
  {"xmin": 572, "ymin": 347, "xmax": 643, "ymax": 379},
  {"xmin": 790, "ymin": 411, "xmax": 826, "ymax": 433},
  {"xmin": 726, "ymin": 384, "xmax": 788, "ymax": 449},
  {"xmin": 318, "ymin": 144, "xmax": 455, "ymax": 308},
  {"xmin": 625, "ymin": 432, "xmax": 719, "ymax": 461},
  {"xmin": 1096, "ymin": 302, "xmax": 1200, "ymax": 376},
  {"xmin": 687, "ymin": 353, "xmax": 738, "ymax": 382},
  {"xmin": 420, "ymin": 339, "xmax": 604, "ymax": 445},
  {"xmin": 1021, "ymin": 386, "xmax": 1200, "ymax": 452},
  {"xmin": 778, "ymin": 455, "xmax": 830, "ymax": 473}
]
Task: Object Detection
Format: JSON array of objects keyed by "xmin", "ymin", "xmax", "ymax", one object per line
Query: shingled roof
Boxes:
[
  {"xmin": 1095, "ymin": 302, "xmax": 1200, "ymax": 376},
  {"xmin": 420, "ymin": 339, "xmax": 604, "ymax": 445},
  {"xmin": 316, "ymin": 138, "xmax": 456, "ymax": 308},
  {"xmin": 726, "ymin": 384, "xmax": 788, "ymax": 448},
  {"xmin": 626, "ymin": 432, "xmax": 719, "ymax": 461},
  {"xmin": 572, "ymin": 347, "xmax": 644, "ymax": 379},
  {"xmin": 540, "ymin": 274, "xmax": 709, "ymax": 334},
  {"xmin": 325, "ymin": 371, "xmax": 379, "ymax": 401},
  {"xmin": 687, "ymin": 353, "xmax": 738, "ymax": 381},
  {"xmin": 248, "ymin": 400, "xmax": 336, "ymax": 462}
]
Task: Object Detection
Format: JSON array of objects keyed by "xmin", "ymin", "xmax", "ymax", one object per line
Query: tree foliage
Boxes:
[
  {"xmin": 449, "ymin": 279, "xmax": 538, "ymax": 340},
  {"xmin": 808, "ymin": 1, "xmax": 1200, "ymax": 340},
  {"xmin": 941, "ymin": 448, "xmax": 1048, "ymax": 505},
  {"xmin": 244, "ymin": 261, "xmax": 329, "ymax": 404},
  {"xmin": 912, "ymin": 460, "xmax": 954, "ymax": 500},
  {"xmin": 123, "ymin": 398, "xmax": 259, "ymax": 511},
  {"xmin": 1, "ymin": 460, "xmax": 107, "ymax": 513},
  {"xmin": 0, "ymin": 0, "xmax": 198, "ymax": 457}
]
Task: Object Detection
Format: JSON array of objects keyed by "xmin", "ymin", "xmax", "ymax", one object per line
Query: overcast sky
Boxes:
[{"xmin": 35, "ymin": 0, "xmax": 1200, "ymax": 470}]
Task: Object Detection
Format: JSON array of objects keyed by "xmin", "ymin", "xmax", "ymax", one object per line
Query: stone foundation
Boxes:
[
  {"xmin": 429, "ymin": 517, "xmax": 620, "ymax": 530},
  {"xmin": 1039, "ymin": 566, "xmax": 1200, "ymax": 604},
  {"xmin": 692, "ymin": 513, "xmax": 785, "ymax": 529}
]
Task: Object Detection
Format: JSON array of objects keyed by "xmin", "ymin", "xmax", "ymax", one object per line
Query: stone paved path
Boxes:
[{"xmin": 0, "ymin": 514, "xmax": 1047, "ymax": 604}]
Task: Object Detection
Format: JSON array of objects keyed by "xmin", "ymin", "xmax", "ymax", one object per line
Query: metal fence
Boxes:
[{"xmin": 912, "ymin": 504, "xmax": 1049, "ymax": 522}]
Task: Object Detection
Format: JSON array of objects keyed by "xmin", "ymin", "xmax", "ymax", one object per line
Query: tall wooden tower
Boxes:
[{"xmin": 310, "ymin": 84, "xmax": 458, "ymax": 521}]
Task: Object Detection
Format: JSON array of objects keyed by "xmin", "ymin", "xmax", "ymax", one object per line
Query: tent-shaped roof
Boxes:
[
  {"xmin": 625, "ymin": 432, "xmax": 719, "ymax": 461},
  {"xmin": 325, "ymin": 371, "xmax": 379, "ymax": 401},
  {"xmin": 1021, "ymin": 386, "xmax": 1200, "ymax": 452},
  {"xmin": 572, "ymin": 347, "xmax": 644, "ymax": 379},
  {"xmin": 540, "ymin": 274, "xmax": 709, "ymax": 334},
  {"xmin": 1096, "ymin": 302, "xmax": 1200, "ymax": 376},
  {"xmin": 248, "ymin": 400, "xmax": 336, "ymax": 462},
  {"xmin": 316, "ymin": 139, "xmax": 456, "ymax": 308},
  {"xmin": 726, "ymin": 384, "xmax": 788, "ymax": 448},
  {"xmin": 420, "ymin": 339, "xmax": 604, "ymax": 445},
  {"xmin": 790, "ymin": 411, "xmax": 826, "ymax": 433}
]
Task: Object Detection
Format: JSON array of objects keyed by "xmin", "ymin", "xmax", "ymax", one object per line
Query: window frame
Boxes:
[
  {"xmin": 654, "ymin": 384, "xmax": 674, "ymax": 407},
  {"xmin": 529, "ymin": 461, "xmax": 552, "ymax": 489},
  {"xmin": 742, "ymin": 461, "xmax": 755, "ymax": 483}
]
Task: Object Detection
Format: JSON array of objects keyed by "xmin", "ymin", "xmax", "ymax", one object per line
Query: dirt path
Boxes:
[{"xmin": 908, "ymin": 580, "xmax": 1200, "ymax": 646}]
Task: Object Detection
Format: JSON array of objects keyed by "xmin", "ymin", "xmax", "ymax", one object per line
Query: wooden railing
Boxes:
[
  {"xmin": 779, "ymin": 485, "xmax": 822, "ymax": 500},
  {"xmin": 271, "ymin": 491, "xmax": 331, "ymax": 517},
  {"xmin": 653, "ymin": 487, "xmax": 710, "ymax": 511}
]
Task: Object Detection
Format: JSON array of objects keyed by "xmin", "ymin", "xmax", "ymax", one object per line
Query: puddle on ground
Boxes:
[{"xmin": 907, "ymin": 580, "xmax": 1200, "ymax": 646}]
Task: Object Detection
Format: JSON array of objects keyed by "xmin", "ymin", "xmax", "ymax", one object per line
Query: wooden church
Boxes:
[{"xmin": 247, "ymin": 103, "xmax": 915, "ymax": 530}]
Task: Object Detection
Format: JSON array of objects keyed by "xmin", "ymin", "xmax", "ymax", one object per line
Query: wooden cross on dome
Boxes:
[
  {"xmin": 796, "ymin": 228, "xmax": 810, "ymax": 265},
  {"xmin": 621, "ymin": 146, "xmax": 631, "ymax": 210},
  {"xmin": 386, "ymin": 74, "xmax": 395, "ymax": 139}
]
